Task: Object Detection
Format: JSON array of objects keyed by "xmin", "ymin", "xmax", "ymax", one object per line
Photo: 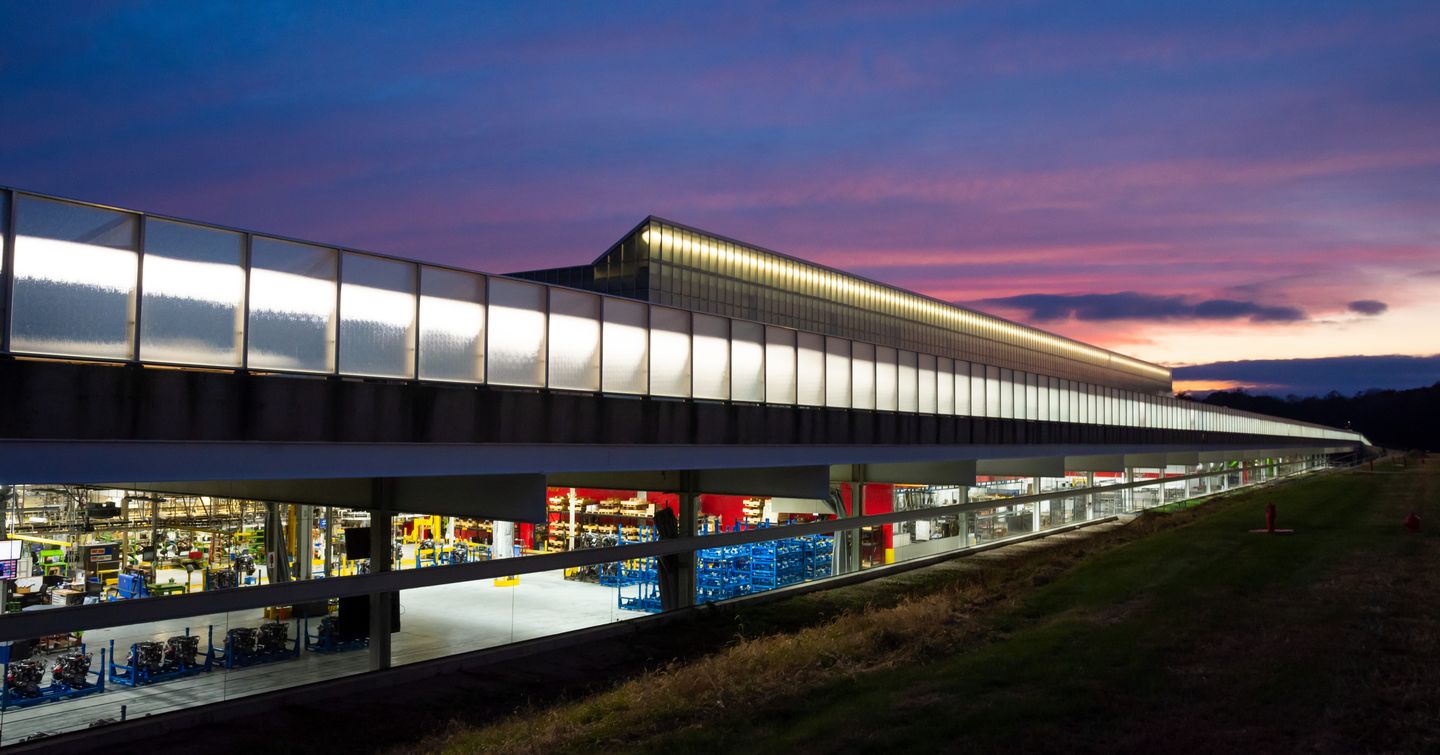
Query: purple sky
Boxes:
[{"xmin": 2, "ymin": 1, "xmax": 1438, "ymax": 392}]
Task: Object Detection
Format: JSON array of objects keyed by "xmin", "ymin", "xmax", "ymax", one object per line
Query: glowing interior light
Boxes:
[
  {"xmin": 250, "ymin": 268, "xmax": 334, "ymax": 318},
  {"xmin": 342, "ymin": 282, "xmax": 416, "ymax": 328},
  {"xmin": 14, "ymin": 236, "xmax": 136, "ymax": 290},
  {"xmin": 142, "ymin": 254, "xmax": 245, "ymax": 304}
]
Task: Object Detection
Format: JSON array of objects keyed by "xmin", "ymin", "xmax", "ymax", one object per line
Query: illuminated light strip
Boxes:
[{"xmin": 642, "ymin": 227, "xmax": 1170, "ymax": 381}]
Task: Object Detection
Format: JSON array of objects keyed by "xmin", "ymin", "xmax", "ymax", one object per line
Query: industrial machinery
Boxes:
[
  {"xmin": 233, "ymin": 551, "xmax": 257, "ymax": 584},
  {"xmin": 448, "ymin": 542, "xmax": 471, "ymax": 565},
  {"xmin": 205, "ymin": 567, "xmax": 239, "ymax": 590},
  {"xmin": 222, "ymin": 619, "xmax": 299, "ymax": 668},
  {"xmin": 1, "ymin": 647, "xmax": 106, "ymax": 710},
  {"xmin": 109, "ymin": 627, "xmax": 214, "ymax": 687},
  {"xmin": 305, "ymin": 615, "xmax": 369, "ymax": 654},
  {"xmin": 113, "ymin": 571, "xmax": 151, "ymax": 600},
  {"xmin": 415, "ymin": 538, "xmax": 439, "ymax": 568},
  {"xmin": 51, "ymin": 652, "xmax": 93, "ymax": 688}
]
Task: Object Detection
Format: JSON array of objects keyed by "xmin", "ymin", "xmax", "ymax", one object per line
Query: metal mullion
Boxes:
[
  {"xmin": 240, "ymin": 233, "xmax": 252, "ymax": 371},
  {"xmin": 411, "ymin": 263, "xmax": 422, "ymax": 381},
  {"xmin": 1, "ymin": 190, "xmax": 15, "ymax": 354},
  {"xmin": 333, "ymin": 250, "xmax": 344, "ymax": 375},
  {"xmin": 482, "ymin": 274, "xmax": 491, "ymax": 385},
  {"xmin": 132, "ymin": 215, "xmax": 146, "ymax": 362}
]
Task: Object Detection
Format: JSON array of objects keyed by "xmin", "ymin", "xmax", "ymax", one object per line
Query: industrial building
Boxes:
[{"xmin": 0, "ymin": 186, "xmax": 1364, "ymax": 746}]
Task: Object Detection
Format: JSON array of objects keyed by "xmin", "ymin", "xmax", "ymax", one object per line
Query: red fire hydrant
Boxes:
[
  {"xmin": 1265, "ymin": 503, "xmax": 1277, "ymax": 534},
  {"xmin": 1404, "ymin": 513, "xmax": 1421, "ymax": 533}
]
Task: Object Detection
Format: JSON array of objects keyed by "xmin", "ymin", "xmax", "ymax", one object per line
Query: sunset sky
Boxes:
[{"xmin": 2, "ymin": 1, "xmax": 1437, "ymax": 394}]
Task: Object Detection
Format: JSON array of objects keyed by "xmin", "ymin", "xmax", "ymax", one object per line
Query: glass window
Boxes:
[
  {"xmin": 730, "ymin": 320, "xmax": 765, "ymax": 402},
  {"xmin": 247, "ymin": 236, "xmax": 337, "ymax": 373},
  {"xmin": 602, "ymin": 297, "xmax": 647, "ymax": 394},
  {"xmin": 764, "ymin": 326, "xmax": 797, "ymax": 405},
  {"xmin": 419, "ymin": 266, "xmax": 485, "ymax": 383},
  {"xmin": 692, "ymin": 313, "xmax": 730, "ymax": 400},
  {"xmin": 11, "ymin": 195, "xmax": 138, "ymax": 359},
  {"xmin": 649, "ymin": 306, "xmax": 691, "ymax": 397},
  {"xmin": 139, "ymin": 218, "xmax": 245, "ymax": 366},
  {"xmin": 487, "ymin": 277, "xmax": 547, "ymax": 387},
  {"xmin": 547, "ymin": 287, "xmax": 601, "ymax": 391},
  {"xmin": 340, "ymin": 252, "xmax": 416, "ymax": 378}
]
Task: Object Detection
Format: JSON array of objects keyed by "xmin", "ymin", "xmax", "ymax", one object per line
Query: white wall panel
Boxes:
[
  {"xmin": 545, "ymin": 287, "xmax": 600, "ymax": 391},
  {"xmin": 730, "ymin": 320, "xmax": 765, "ymax": 402},
  {"xmin": 937, "ymin": 357, "xmax": 954, "ymax": 415},
  {"xmin": 419, "ymin": 267, "xmax": 485, "ymax": 383},
  {"xmin": 601, "ymin": 297, "xmax": 647, "ymax": 394},
  {"xmin": 796, "ymin": 331, "xmax": 825, "ymax": 407},
  {"xmin": 876, "ymin": 345, "xmax": 898, "ymax": 411},
  {"xmin": 851, "ymin": 342, "xmax": 876, "ymax": 410},
  {"xmin": 918, "ymin": 353, "xmax": 937, "ymax": 414},
  {"xmin": 825, "ymin": 337, "xmax": 852, "ymax": 408},
  {"xmin": 765, "ymin": 325, "xmax": 797, "ymax": 405},
  {"xmin": 898, "ymin": 350, "xmax": 919, "ymax": 413},
  {"xmin": 487, "ymin": 277, "xmax": 547, "ymax": 387},
  {"xmin": 692, "ymin": 313, "xmax": 730, "ymax": 400},
  {"xmin": 649, "ymin": 306, "xmax": 692, "ymax": 397}
]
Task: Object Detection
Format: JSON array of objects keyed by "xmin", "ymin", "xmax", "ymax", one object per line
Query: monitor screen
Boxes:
[{"xmin": 0, "ymin": 541, "xmax": 20, "ymax": 561}]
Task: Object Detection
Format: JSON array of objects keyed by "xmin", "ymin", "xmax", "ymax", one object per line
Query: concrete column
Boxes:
[
  {"xmin": 678, "ymin": 472, "xmax": 699, "ymax": 610},
  {"xmin": 1085, "ymin": 471, "xmax": 1095, "ymax": 520},
  {"xmin": 368, "ymin": 484, "xmax": 394, "ymax": 672},
  {"xmin": 957, "ymin": 487, "xmax": 970, "ymax": 545},
  {"xmin": 1031, "ymin": 477, "xmax": 1041, "ymax": 532},
  {"xmin": 296, "ymin": 505, "xmax": 313, "ymax": 581}
]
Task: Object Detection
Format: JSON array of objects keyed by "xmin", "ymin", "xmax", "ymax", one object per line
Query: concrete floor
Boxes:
[{"xmin": 0, "ymin": 567, "xmax": 644, "ymax": 746}]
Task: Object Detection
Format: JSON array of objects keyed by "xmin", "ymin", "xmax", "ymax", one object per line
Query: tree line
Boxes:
[{"xmin": 1181, "ymin": 383, "xmax": 1440, "ymax": 451}]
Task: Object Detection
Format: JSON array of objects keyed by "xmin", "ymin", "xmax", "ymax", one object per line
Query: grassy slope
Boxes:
[{"xmin": 428, "ymin": 460, "xmax": 1440, "ymax": 754}]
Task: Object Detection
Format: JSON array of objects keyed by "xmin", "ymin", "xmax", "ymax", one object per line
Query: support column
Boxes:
[
  {"xmin": 957, "ymin": 486, "xmax": 970, "ymax": 546},
  {"xmin": 296, "ymin": 505, "xmax": 313, "ymax": 581},
  {"xmin": 322, "ymin": 507, "xmax": 334, "ymax": 578},
  {"xmin": 368, "ymin": 483, "xmax": 394, "ymax": 672},
  {"xmin": 1031, "ymin": 477, "xmax": 1041, "ymax": 532},
  {"xmin": 1085, "ymin": 471, "xmax": 1095, "ymax": 519},
  {"xmin": 678, "ymin": 472, "xmax": 698, "ymax": 610}
]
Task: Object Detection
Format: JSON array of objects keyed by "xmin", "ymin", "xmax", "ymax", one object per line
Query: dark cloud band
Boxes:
[{"xmin": 973, "ymin": 292, "xmax": 1306, "ymax": 323}]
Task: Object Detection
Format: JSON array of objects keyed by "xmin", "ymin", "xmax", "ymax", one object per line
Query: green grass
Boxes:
[{"xmin": 421, "ymin": 460, "xmax": 1440, "ymax": 754}]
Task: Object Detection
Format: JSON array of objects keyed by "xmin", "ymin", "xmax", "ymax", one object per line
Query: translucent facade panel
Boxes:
[
  {"xmin": 851, "ymin": 341, "xmax": 876, "ymax": 410},
  {"xmin": 1050, "ymin": 377, "xmax": 1061, "ymax": 421},
  {"xmin": 985, "ymin": 365, "xmax": 1000, "ymax": 418},
  {"xmin": 1000, "ymin": 369, "xmax": 1014, "ymax": 419},
  {"xmin": 340, "ymin": 252, "xmax": 416, "ymax": 378},
  {"xmin": 139, "ymin": 218, "xmax": 244, "ymax": 366},
  {"xmin": 956, "ymin": 360, "xmax": 972, "ymax": 416},
  {"xmin": 692, "ymin": 313, "xmax": 730, "ymax": 400},
  {"xmin": 1060, "ymin": 380, "xmax": 1072, "ymax": 422},
  {"xmin": 11, "ymin": 195, "xmax": 138, "ymax": 359},
  {"xmin": 764, "ymin": 326, "xmax": 797, "ymax": 405},
  {"xmin": 918, "ymin": 353, "xmax": 937, "ymax": 414},
  {"xmin": 546, "ymin": 287, "xmax": 601, "ymax": 391},
  {"xmin": 937, "ymin": 357, "xmax": 954, "ymax": 415},
  {"xmin": 875, "ymin": 345, "xmax": 898, "ymax": 411},
  {"xmin": 825, "ymin": 337, "xmax": 851, "ymax": 408},
  {"xmin": 730, "ymin": 320, "xmax": 765, "ymax": 403},
  {"xmin": 650, "ymin": 306, "xmax": 692, "ymax": 398},
  {"xmin": 796, "ymin": 332, "xmax": 825, "ymax": 407},
  {"xmin": 898, "ymin": 350, "xmax": 919, "ymax": 413},
  {"xmin": 486, "ymin": 277, "xmax": 547, "ymax": 387},
  {"xmin": 418, "ymin": 266, "xmax": 485, "ymax": 383},
  {"xmin": 971, "ymin": 362, "xmax": 985, "ymax": 417},
  {"xmin": 247, "ymin": 237, "xmax": 337, "ymax": 373},
  {"xmin": 1027, "ymin": 373, "xmax": 1039, "ymax": 421},
  {"xmin": 601, "ymin": 297, "xmax": 647, "ymax": 394}
]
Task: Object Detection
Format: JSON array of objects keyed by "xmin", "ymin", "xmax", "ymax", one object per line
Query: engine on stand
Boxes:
[
  {"xmin": 50, "ymin": 652, "xmax": 92, "ymax": 688},
  {"xmin": 232, "ymin": 552, "xmax": 257, "ymax": 578},
  {"xmin": 128, "ymin": 642, "xmax": 165, "ymax": 676},
  {"xmin": 450, "ymin": 542, "xmax": 471, "ymax": 564},
  {"xmin": 256, "ymin": 622, "xmax": 289, "ymax": 655},
  {"xmin": 224, "ymin": 627, "xmax": 257, "ymax": 658},
  {"xmin": 208, "ymin": 568, "xmax": 239, "ymax": 590},
  {"xmin": 164, "ymin": 635, "xmax": 200, "ymax": 669},
  {"xmin": 5, "ymin": 659, "xmax": 45, "ymax": 697}
]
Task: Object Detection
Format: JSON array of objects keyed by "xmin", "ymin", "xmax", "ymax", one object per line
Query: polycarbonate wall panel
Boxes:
[
  {"xmin": 898, "ymin": 350, "xmax": 918, "ymax": 413},
  {"xmin": 692, "ymin": 313, "xmax": 730, "ymax": 400},
  {"xmin": 970, "ymin": 362, "xmax": 985, "ymax": 417},
  {"xmin": 247, "ymin": 237, "xmax": 337, "ymax": 373},
  {"xmin": 918, "ymin": 353, "xmax": 937, "ymax": 414},
  {"xmin": 601, "ymin": 297, "xmax": 647, "ymax": 394},
  {"xmin": 10, "ymin": 195, "xmax": 138, "ymax": 359},
  {"xmin": 937, "ymin": 357, "xmax": 954, "ymax": 415},
  {"xmin": 1060, "ymin": 380, "xmax": 1072, "ymax": 422},
  {"xmin": 730, "ymin": 320, "xmax": 765, "ymax": 402},
  {"xmin": 851, "ymin": 341, "xmax": 875, "ymax": 410},
  {"xmin": 875, "ymin": 345, "xmax": 898, "ymax": 411},
  {"xmin": 985, "ymin": 365, "xmax": 1000, "ymax": 417},
  {"xmin": 796, "ymin": 332, "xmax": 825, "ymax": 407},
  {"xmin": 486, "ymin": 277, "xmax": 547, "ymax": 387},
  {"xmin": 139, "ymin": 218, "xmax": 244, "ymax": 366},
  {"xmin": 1027, "ymin": 373, "xmax": 1039, "ymax": 421},
  {"xmin": 650, "ymin": 306, "xmax": 692, "ymax": 398},
  {"xmin": 825, "ymin": 336, "xmax": 851, "ymax": 408},
  {"xmin": 546, "ymin": 287, "xmax": 601, "ymax": 391},
  {"xmin": 339, "ymin": 252, "xmax": 416, "ymax": 378},
  {"xmin": 418, "ymin": 266, "xmax": 485, "ymax": 383},
  {"xmin": 999, "ymin": 368, "xmax": 1015, "ymax": 419},
  {"xmin": 764, "ymin": 326, "xmax": 797, "ymax": 405},
  {"xmin": 956, "ymin": 360, "xmax": 972, "ymax": 416}
]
